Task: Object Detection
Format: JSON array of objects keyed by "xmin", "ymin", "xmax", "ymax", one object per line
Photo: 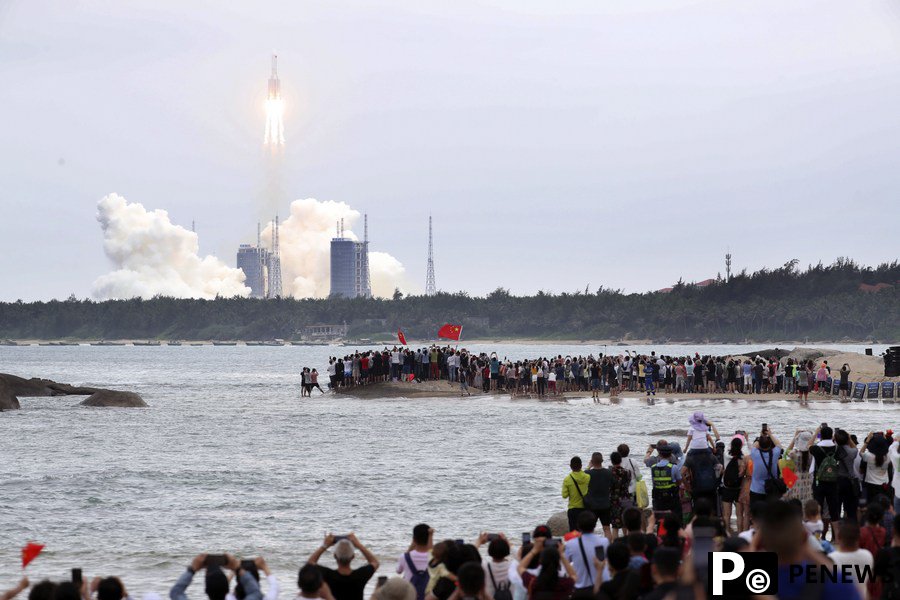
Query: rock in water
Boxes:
[
  {"xmin": 547, "ymin": 511, "xmax": 569, "ymax": 536},
  {"xmin": 80, "ymin": 390, "xmax": 147, "ymax": 408},
  {"xmin": 0, "ymin": 378, "xmax": 20, "ymax": 410}
]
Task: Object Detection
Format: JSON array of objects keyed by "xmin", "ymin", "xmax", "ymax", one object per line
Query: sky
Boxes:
[{"xmin": 1, "ymin": 0, "xmax": 899, "ymax": 301}]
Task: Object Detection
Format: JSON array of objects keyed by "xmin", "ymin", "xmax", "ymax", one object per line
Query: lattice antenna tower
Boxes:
[
  {"xmin": 268, "ymin": 214, "xmax": 283, "ymax": 298},
  {"xmin": 425, "ymin": 215, "xmax": 436, "ymax": 296},
  {"xmin": 725, "ymin": 249, "xmax": 732, "ymax": 282}
]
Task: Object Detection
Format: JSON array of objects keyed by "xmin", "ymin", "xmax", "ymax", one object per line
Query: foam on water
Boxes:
[{"xmin": 0, "ymin": 343, "xmax": 893, "ymax": 593}]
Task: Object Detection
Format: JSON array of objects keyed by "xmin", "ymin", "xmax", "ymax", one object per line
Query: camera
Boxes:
[{"xmin": 205, "ymin": 555, "xmax": 229, "ymax": 568}]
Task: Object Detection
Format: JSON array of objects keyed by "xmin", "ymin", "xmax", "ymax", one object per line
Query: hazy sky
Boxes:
[{"xmin": 2, "ymin": 0, "xmax": 899, "ymax": 301}]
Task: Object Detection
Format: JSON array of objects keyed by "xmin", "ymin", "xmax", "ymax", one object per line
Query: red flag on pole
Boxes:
[
  {"xmin": 22, "ymin": 542, "xmax": 44, "ymax": 568},
  {"xmin": 397, "ymin": 329, "xmax": 407, "ymax": 345},
  {"xmin": 437, "ymin": 324, "xmax": 462, "ymax": 341}
]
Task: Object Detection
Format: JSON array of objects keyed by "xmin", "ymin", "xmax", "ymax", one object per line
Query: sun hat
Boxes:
[
  {"xmin": 794, "ymin": 430, "xmax": 814, "ymax": 452},
  {"xmin": 688, "ymin": 411, "xmax": 707, "ymax": 430}
]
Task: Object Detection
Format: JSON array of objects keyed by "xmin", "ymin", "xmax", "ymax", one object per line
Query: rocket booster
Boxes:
[{"xmin": 268, "ymin": 54, "xmax": 281, "ymax": 99}]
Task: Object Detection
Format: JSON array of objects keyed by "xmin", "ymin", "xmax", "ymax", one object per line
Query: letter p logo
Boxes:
[{"xmin": 711, "ymin": 552, "xmax": 745, "ymax": 596}]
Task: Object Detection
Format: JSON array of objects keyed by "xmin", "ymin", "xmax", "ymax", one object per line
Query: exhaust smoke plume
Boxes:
[
  {"xmin": 261, "ymin": 198, "xmax": 414, "ymax": 298},
  {"xmin": 92, "ymin": 194, "xmax": 250, "ymax": 299}
]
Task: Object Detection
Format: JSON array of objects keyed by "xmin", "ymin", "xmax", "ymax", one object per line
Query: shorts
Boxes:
[
  {"xmin": 799, "ymin": 385, "xmax": 809, "ymax": 393},
  {"xmin": 720, "ymin": 487, "xmax": 740, "ymax": 503},
  {"xmin": 591, "ymin": 378, "xmax": 600, "ymax": 390},
  {"xmin": 593, "ymin": 507, "xmax": 612, "ymax": 526}
]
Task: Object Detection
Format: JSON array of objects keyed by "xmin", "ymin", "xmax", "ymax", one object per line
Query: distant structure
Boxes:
[
  {"xmin": 725, "ymin": 251, "xmax": 732, "ymax": 282},
  {"xmin": 236, "ymin": 216, "xmax": 282, "ymax": 299},
  {"xmin": 425, "ymin": 215, "xmax": 436, "ymax": 296},
  {"xmin": 268, "ymin": 214, "xmax": 283, "ymax": 298},
  {"xmin": 329, "ymin": 216, "xmax": 372, "ymax": 298}
]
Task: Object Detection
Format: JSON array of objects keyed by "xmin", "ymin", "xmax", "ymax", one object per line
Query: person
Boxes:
[
  {"xmin": 593, "ymin": 541, "xmax": 640, "ymax": 600},
  {"xmin": 810, "ymin": 424, "xmax": 841, "ymax": 538},
  {"xmin": 456, "ymin": 563, "xmax": 485, "ymax": 600},
  {"xmin": 308, "ymin": 534, "xmax": 379, "ymax": 600},
  {"xmin": 297, "ymin": 565, "xmax": 335, "ymax": 600},
  {"xmin": 608, "ymin": 452, "xmax": 632, "ymax": 539},
  {"xmin": 749, "ymin": 429, "xmax": 783, "ymax": 504},
  {"xmin": 477, "ymin": 535, "xmax": 511, "ymax": 600},
  {"xmin": 860, "ymin": 432, "xmax": 891, "ymax": 503},
  {"xmin": 828, "ymin": 522, "xmax": 873, "ymax": 600},
  {"xmin": 685, "ymin": 412, "xmax": 716, "ymax": 453},
  {"xmin": 516, "ymin": 539, "xmax": 576, "ymax": 600},
  {"xmin": 874, "ymin": 518, "xmax": 900, "ymax": 599},
  {"xmin": 308, "ymin": 369, "xmax": 325, "ymax": 394},
  {"xmin": 758, "ymin": 501, "xmax": 861, "ymax": 600},
  {"xmin": 563, "ymin": 511, "xmax": 609, "ymax": 594},
  {"xmin": 860, "ymin": 503, "xmax": 888, "ymax": 599},
  {"xmin": 720, "ymin": 437, "xmax": 749, "ymax": 536},
  {"xmin": 170, "ymin": 554, "xmax": 262, "ymax": 600},
  {"xmin": 396, "ymin": 524, "xmax": 433, "ymax": 600},
  {"xmin": 803, "ymin": 499, "xmax": 825, "ymax": 541},
  {"xmin": 562, "ymin": 456, "xmax": 591, "ymax": 532},
  {"xmin": 797, "ymin": 364, "xmax": 811, "ymax": 404},
  {"xmin": 1, "ymin": 579, "xmax": 29, "ymax": 600},
  {"xmin": 228, "ymin": 559, "xmax": 277, "ymax": 600},
  {"xmin": 648, "ymin": 443, "xmax": 683, "ymax": 521},
  {"xmin": 583, "ymin": 453, "xmax": 613, "ymax": 539},
  {"xmin": 835, "ymin": 428, "xmax": 861, "ymax": 524},
  {"xmin": 616, "ymin": 444, "xmax": 643, "ymax": 506},
  {"xmin": 26, "ymin": 581, "xmax": 56, "ymax": 600},
  {"xmin": 839, "ymin": 364, "xmax": 852, "ymax": 401},
  {"xmin": 372, "ymin": 579, "xmax": 415, "ymax": 600},
  {"xmin": 637, "ymin": 547, "xmax": 680, "ymax": 600}
]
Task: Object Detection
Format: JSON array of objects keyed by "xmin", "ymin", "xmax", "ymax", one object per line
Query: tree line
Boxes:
[{"xmin": 1, "ymin": 259, "xmax": 897, "ymax": 342}]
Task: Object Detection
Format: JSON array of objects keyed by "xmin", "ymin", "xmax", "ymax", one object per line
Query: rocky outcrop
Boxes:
[
  {"xmin": 80, "ymin": 390, "xmax": 147, "ymax": 408},
  {"xmin": 0, "ymin": 378, "xmax": 20, "ymax": 410},
  {"xmin": 547, "ymin": 511, "xmax": 569, "ymax": 536},
  {"xmin": 0, "ymin": 373, "xmax": 145, "ymax": 410}
]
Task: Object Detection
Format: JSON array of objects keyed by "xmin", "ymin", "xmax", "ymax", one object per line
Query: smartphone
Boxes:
[
  {"xmin": 333, "ymin": 535, "xmax": 349, "ymax": 543},
  {"xmin": 762, "ymin": 423, "xmax": 768, "ymax": 433},
  {"xmin": 205, "ymin": 554, "xmax": 228, "ymax": 568},
  {"xmin": 594, "ymin": 546, "xmax": 605, "ymax": 561},
  {"xmin": 522, "ymin": 532, "xmax": 531, "ymax": 544},
  {"xmin": 241, "ymin": 559, "xmax": 257, "ymax": 572},
  {"xmin": 377, "ymin": 576, "xmax": 388, "ymax": 588},
  {"xmin": 544, "ymin": 538, "xmax": 561, "ymax": 547},
  {"xmin": 72, "ymin": 569, "xmax": 83, "ymax": 585},
  {"xmin": 650, "ymin": 444, "xmax": 657, "ymax": 449},
  {"xmin": 487, "ymin": 534, "xmax": 500, "ymax": 542},
  {"xmin": 454, "ymin": 539, "xmax": 465, "ymax": 545}
]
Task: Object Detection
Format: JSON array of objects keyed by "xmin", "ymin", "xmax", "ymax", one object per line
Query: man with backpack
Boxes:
[
  {"xmin": 810, "ymin": 425, "xmax": 841, "ymax": 538},
  {"xmin": 685, "ymin": 448, "xmax": 722, "ymax": 513},
  {"xmin": 395, "ymin": 524, "xmax": 432, "ymax": 600}
]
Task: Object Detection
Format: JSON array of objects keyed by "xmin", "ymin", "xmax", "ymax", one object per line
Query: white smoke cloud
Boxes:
[
  {"xmin": 92, "ymin": 193, "xmax": 250, "ymax": 299},
  {"xmin": 264, "ymin": 198, "xmax": 414, "ymax": 298}
]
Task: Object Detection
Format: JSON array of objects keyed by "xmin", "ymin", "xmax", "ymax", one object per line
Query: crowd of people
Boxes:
[
  {"xmin": 13, "ymin": 413, "xmax": 900, "ymax": 600},
  {"xmin": 322, "ymin": 346, "xmax": 856, "ymax": 403}
]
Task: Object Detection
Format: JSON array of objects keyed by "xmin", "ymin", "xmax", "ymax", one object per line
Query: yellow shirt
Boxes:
[{"xmin": 561, "ymin": 470, "xmax": 591, "ymax": 509}]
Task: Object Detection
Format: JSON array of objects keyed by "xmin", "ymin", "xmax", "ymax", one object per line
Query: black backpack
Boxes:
[
  {"xmin": 486, "ymin": 563, "xmax": 513, "ymax": 600},
  {"xmin": 723, "ymin": 457, "xmax": 742, "ymax": 488}
]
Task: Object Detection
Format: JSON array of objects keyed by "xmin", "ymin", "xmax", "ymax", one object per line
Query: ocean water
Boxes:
[{"xmin": 0, "ymin": 343, "xmax": 894, "ymax": 594}]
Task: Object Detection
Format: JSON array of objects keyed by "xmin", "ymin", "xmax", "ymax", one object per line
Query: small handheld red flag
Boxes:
[
  {"xmin": 407, "ymin": 373, "xmax": 416, "ymax": 382},
  {"xmin": 437, "ymin": 323, "xmax": 462, "ymax": 341},
  {"xmin": 398, "ymin": 329, "xmax": 407, "ymax": 345},
  {"xmin": 22, "ymin": 542, "xmax": 44, "ymax": 568},
  {"xmin": 782, "ymin": 467, "xmax": 798, "ymax": 489}
]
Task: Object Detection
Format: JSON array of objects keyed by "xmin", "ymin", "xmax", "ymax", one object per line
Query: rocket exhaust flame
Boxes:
[{"xmin": 264, "ymin": 54, "xmax": 285, "ymax": 148}]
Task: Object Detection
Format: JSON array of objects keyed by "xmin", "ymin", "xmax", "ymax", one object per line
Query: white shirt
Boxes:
[
  {"xmin": 395, "ymin": 550, "xmax": 429, "ymax": 580},
  {"xmin": 890, "ymin": 441, "xmax": 900, "ymax": 497},
  {"xmin": 862, "ymin": 450, "xmax": 890, "ymax": 485},
  {"xmin": 483, "ymin": 560, "xmax": 510, "ymax": 598},
  {"xmin": 564, "ymin": 533, "xmax": 609, "ymax": 588},
  {"xmin": 828, "ymin": 549, "xmax": 872, "ymax": 600}
]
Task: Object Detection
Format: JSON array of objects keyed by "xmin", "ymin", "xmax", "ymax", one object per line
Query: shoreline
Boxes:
[{"xmin": 0, "ymin": 338, "xmax": 893, "ymax": 346}]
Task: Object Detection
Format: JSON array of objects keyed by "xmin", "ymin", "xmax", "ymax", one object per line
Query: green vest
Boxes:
[{"xmin": 652, "ymin": 463, "xmax": 677, "ymax": 493}]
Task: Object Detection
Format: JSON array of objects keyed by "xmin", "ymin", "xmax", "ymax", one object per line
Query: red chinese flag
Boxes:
[
  {"xmin": 22, "ymin": 542, "xmax": 44, "ymax": 568},
  {"xmin": 437, "ymin": 323, "xmax": 462, "ymax": 341},
  {"xmin": 398, "ymin": 329, "xmax": 407, "ymax": 345},
  {"xmin": 407, "ymin": 373, "xmax": 416, "ymax": 382},
  {"xmin": 781, "ymin": 467, "xmax": 798, "ymax": 489}
]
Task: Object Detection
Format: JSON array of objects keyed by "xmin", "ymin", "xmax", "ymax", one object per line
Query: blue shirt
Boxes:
[{"xmin": 750, "ymin": 447, "xmax": 783, "ymax": 494}]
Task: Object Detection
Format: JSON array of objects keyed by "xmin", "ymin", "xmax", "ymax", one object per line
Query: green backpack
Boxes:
[{"xmin": 816, "ymin": 452, "xmax": 839, "ymax": 484}]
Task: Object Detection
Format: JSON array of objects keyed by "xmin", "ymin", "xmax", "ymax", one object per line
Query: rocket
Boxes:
[{"xmin": 268, "ymin": 54, "xmax": 281, "ymax": 99}]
